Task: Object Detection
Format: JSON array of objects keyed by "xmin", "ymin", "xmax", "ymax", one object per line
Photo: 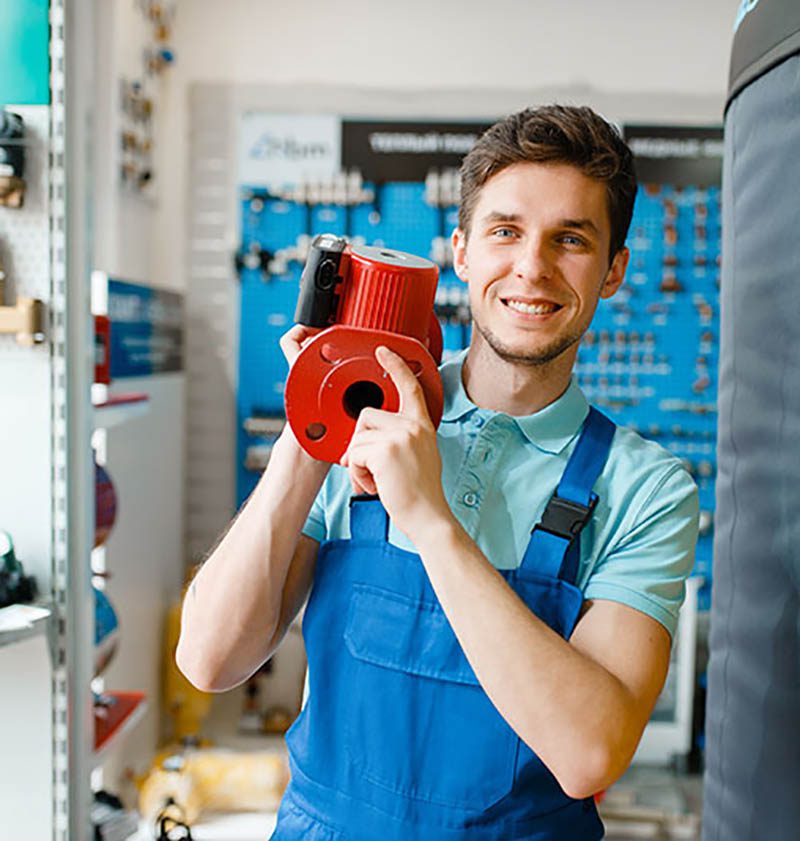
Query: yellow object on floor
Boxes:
[
  {"xmin": 139, "ymin": 748, "xmax": 289, "ymax": 826},
  {"xmin": 163, "ymin": 572, "xmax": 214, "ymax": 744}
]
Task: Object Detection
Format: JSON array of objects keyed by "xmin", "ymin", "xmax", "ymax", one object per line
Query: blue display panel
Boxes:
[
  {"xmin": 107, "ymin": 279, "xmax": 184, "ymax": 378},
  {"xmin": 0, "ymin": 0, "xmax": 50, "ymax": 106},
  {"xmin": 235, "ymin": 117, "xmax": 721, "ymax": 610}
]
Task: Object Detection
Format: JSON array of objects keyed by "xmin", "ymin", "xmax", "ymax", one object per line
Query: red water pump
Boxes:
[{"xmin": 284, "ymin": 234, "xmax": 444, "ymax": 463}]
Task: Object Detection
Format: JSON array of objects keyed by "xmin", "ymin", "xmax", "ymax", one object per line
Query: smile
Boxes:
[{"xmin": 502, "ymin": 298, "xmax": 563, "ymax": 316}]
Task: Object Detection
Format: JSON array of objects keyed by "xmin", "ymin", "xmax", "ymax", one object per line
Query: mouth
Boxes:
[{"xmin": 501, "ymin": 297, "xmax": 563, "ymax": 316}]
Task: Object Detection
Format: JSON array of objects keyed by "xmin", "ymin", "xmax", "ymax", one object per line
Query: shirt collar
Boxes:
[{"xmin": 439, "ymin": 350, "xmax": 589, "ymax": 454}]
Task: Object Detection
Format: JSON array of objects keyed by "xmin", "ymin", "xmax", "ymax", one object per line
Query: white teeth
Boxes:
[{"xmin": 505, "ymin": 299, "xmax": 558, "ymax": 315}]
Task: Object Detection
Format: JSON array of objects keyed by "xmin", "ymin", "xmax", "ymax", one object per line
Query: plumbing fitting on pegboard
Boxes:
[
  {"xmin": 0, "ymin": 237, "xmax": 45, "ymax": 345},
  {"xmin": 284, "ymin": 234, "xmax": 444, "ymax": 463},
  {"xmin": 0, "ymin": 110, "xmax": 26, "ymax": 209}
]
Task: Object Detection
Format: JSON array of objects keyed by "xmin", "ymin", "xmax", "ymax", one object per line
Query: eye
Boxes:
[
  {"xmin": 558, "ymin": 233, "xmax": 587, "ymax": 247},
  {"xmin": 491, "ymin": 227, "xmax": 517, "ymax": 239}
]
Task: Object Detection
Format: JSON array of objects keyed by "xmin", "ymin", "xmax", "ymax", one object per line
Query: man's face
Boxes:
[{"xmin": 452, "ymin": 161, "xmax": 628, "ymax": 368}]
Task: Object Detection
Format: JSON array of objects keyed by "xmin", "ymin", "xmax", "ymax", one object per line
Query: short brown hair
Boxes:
[{"xmin": 458, "ymin": 105, "xmax": 637, "ymax": 260}]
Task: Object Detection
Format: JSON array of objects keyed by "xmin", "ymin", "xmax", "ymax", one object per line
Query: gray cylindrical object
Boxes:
[{"xmin": 703, "ymin": 3, "xmax": 800, "ymax": 838}]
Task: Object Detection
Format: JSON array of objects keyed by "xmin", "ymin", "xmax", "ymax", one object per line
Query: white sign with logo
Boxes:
[{"xmin": 238, "ymin": 113, "xmax": 341, "ymax": 187}]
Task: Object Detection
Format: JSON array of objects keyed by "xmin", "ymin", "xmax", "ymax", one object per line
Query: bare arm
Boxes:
[
  {"xmin": 415, "ymin": 519, "xmax": 670, "ymax": 799},
  {"xmin": 176, "ymin": 325, "xmax": 327, "ymax": 692},
  {"xmin": 176, "ymin": 430, "xmax": 325, "ymax": 692}
]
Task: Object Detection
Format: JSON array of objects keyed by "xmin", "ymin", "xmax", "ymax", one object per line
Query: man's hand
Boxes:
[
  {"xmin": 278, "ymin": 324, "xmax": 328, "ymax": 457},
  {"xmin": 340, "ymin": 345, "xmax": 453, "ymax": 544},
  {"xmin": 279, "ymin": 323, "xmax": 325, "ymax": 368}
]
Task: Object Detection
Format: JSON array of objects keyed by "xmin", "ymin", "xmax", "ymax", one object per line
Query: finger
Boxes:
[
  {"xmin": 343, "ymin": 439, "xmax": 382, "ymax": 494},
  {"xmin": 340, "ymin": 446, "xmax": 376, "ymax": 495},
  {"xmin": 279, "ymin": 324, "xmax": 313, "ymax": 349},
  {"xmin": 348, "ymin": 468, "xmax": 373, "ymax": 496},
  {"xmin": 375, "ymin": 346, "xmax": 429, "ymax": 421},
  {"xmin": 347, "ymin": 457, "xmax": 377, "ymax": 495},
  {"xmin": 346, "ymin": 428, "xmax": 394, "ymax": 459},
  {"xmin": 350, "ymin": 467, "xmax": 377, "ymax": 496},
  {"xmin": 352, "ymin": 404, "xmax": 412, "ymax": 435},
  {"xmin": 279, "ymin": 324, "xmax": 324, "ymax": 366},
  {"xmin": 299, "ymin": 327, "xmax": 325, "ymax": 348},
  {"xmin": 278, "ymin": 325, "xmax": 307, "ymax": 365}
]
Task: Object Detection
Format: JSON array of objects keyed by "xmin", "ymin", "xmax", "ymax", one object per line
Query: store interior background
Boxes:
[{"xmin": 0, "ymin": 1, "xmax": 741, "ymax": 838}]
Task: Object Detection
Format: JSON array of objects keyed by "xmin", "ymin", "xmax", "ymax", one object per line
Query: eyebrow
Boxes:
[
  {"xmin": 480, "ymin": 211, "xmax": 522, "ymax": 225},
  {"xmin": 560, "ymin": 217, "xmax": 601, "ymax": 237}
]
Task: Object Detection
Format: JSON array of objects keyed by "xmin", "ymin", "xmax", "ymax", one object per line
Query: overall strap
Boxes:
[
  {"xmin": 520, "ymin": 408, "xmax": 616, "ymax": 585},
  {"xmin": 349, "ymin": 494, "xmax": 390, "ymax": 542}
]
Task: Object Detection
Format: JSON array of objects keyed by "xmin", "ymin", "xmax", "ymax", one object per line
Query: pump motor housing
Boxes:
[{"xmin": 284, "ymin": 234, "xmax": 444, "ymax": 463}]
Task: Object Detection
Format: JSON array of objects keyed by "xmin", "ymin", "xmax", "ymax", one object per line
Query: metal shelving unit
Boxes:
[
  {"xmin": 50, "ymin": 0, "xmax": 97, "ymax": 836},
  {"xmin": 0, "ymin": 0, "xmax": 98, "ymax": 837},
  {"xmin": 92, "ymin": 690, "xmax": 149, "ymax": 767},
  {"xmin": 93, "ymin": 393, "xmax": 151, "ymax": 430},
  {"xmin": 0, "ymin": 603, "xmax": 53, "ymax": 649}
]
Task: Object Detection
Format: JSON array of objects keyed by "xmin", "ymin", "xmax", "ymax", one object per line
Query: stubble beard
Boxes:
[{"xmin": 472, "ymin": 314, "xmax": 584, "ymax": 368}]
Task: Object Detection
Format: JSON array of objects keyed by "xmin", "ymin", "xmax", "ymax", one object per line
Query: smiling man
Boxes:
[
  {"xmin": 452, "ymin": 158, "xmax": 628, "ymax": 414},
  {"xmin": 177, "ymin": 105, "xmax": 699, "ymax": 841}
]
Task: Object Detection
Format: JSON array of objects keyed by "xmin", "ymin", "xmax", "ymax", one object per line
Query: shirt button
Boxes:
[
  {"xmin": 463, "ymin": 492, "xmax": 478, "ymax": 507},
  {"xmin": 472, "ymin": 415, "xmax": 485, "ymax": 428}
]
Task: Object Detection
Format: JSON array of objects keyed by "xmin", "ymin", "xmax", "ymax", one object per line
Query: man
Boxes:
[{"xmin": 177, "ymin": 105, "xmax": 698, "ymax": 840}]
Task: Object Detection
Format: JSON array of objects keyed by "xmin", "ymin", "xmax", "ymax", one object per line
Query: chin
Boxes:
[{"xmin": 474, "ymin": 321, "xmax": 578, "ymax": 368}]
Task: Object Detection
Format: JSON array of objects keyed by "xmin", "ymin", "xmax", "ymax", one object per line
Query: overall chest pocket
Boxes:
[{"xmin": 342, "ymin": 583, "xmax": 518, "ymax": 811}]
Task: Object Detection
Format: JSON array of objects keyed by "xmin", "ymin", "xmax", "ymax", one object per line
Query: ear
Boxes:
[
  {"xmin": 599, "ymin": 247, "xmax": 629, "ymax": 300},
  {"xmin": 451, "ymin": 227, "xmax": 468, "ymax": 284}
]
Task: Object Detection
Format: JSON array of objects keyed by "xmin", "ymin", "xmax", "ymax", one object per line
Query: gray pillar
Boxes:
[{"xmin": 703, "ymin": 52, "xmax": 800, "ymax": 841}]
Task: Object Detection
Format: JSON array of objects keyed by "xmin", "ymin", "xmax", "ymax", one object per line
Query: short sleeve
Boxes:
[
  {"xmin": 302, "ymin": 480, "xmax": 327, "ymax": 543},
  {"xmin": 583, "ymin": 464, "xmax": 699, "ymax": 638}
]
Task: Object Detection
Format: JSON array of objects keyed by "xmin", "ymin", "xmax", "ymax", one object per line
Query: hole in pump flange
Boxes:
[
  {"xmin": 343, "ymin": 380, "xmax": 385, "ymax": 419},
  {"xmin": 305, "ymin": 422, "xmax": 327, "ymax": 440}
]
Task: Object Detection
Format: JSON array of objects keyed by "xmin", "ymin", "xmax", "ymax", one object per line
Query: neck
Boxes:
[{"xmin": 461, "ymin": 335, "xmax": 576, "ymax": 416}]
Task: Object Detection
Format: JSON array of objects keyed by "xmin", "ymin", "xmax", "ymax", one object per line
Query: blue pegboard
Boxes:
[{"xmin": 574, "ymin": 184, "xmax": 721, "ymax": 609}]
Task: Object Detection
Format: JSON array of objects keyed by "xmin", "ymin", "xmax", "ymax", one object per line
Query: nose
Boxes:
[{"xmin": 513, "ymin": 236, "xmax": 553, "ymax": 282}]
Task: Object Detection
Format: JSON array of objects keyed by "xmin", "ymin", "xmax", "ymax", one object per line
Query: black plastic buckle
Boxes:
[
  {"xmin": 535, "ymin": 493, "xmax": 598, "ymax": 540},
  {"xmin": 349, "ymin": 493, "xmax": 380, "ymax": 506}
]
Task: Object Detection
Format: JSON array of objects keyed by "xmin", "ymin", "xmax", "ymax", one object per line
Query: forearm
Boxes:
[
  {"xmin": 414, "ymin": 517, "xmax": 641, "ymax": 798},
  {"xmin": 176, "ymin": 430, "xmax": 328, "ymax": 691}
]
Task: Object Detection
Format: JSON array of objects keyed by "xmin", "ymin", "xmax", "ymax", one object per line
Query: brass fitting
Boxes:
[
  {"xmin": 0, "ymin": 175, "xmax": 25, "ymax": 209},
  {"xmin": 0, "ymin": 296, "xmax": 46, "ymax": 345}
]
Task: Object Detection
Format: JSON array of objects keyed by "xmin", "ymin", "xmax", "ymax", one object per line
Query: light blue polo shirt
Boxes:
[{"xmin": 303, "ymin": 350, "xmax": 699, "ymax": 639}]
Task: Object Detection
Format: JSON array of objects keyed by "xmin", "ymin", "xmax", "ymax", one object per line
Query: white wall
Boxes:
[
  {"xmin": 174, "ymin": 0, "xmax": 735, "ymax": 94},
  {"xmin": 94, "ymin": 0, "xmax": 167, "ymax": 286},
  {"xmin": 154, "ymin": 0, "xmax": 739, "ymax": 289},
  {"xmin": 0, "ymin": 636, "xmax": 52, "ymax": 840},
  {"xmin": 99, "ymin": 374, "xmax": 187, "ymax": 794}
]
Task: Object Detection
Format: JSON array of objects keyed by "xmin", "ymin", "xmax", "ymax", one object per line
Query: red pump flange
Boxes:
[{"xmin": 285, "ymin": 237, "xmax": 443, "ymax": 463}]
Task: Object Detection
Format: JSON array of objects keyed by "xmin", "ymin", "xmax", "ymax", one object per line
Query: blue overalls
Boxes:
[{"xmin": 271, "ymin": 408, "xmax": 616, "ymax": 840}]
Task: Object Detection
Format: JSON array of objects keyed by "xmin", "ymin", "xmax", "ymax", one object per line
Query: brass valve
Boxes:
[
  {"xmin": 0, "ymin": 296, "xmax": 45, "ymax": 345},
  {"xmin": 0, "ymin": 270, "xmax": 45, "ymax": 345}
]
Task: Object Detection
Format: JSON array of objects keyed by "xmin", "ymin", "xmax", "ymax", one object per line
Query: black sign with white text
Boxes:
[
  {"xmin": 623, "ymin": 125, "xmax": 724, "ymax": 187},
  {"xmin": 342, "ymin": 120, "xmax": 494, "ymax": 182}
]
